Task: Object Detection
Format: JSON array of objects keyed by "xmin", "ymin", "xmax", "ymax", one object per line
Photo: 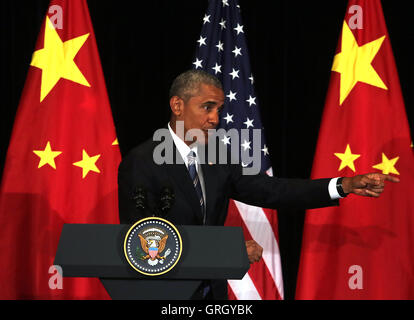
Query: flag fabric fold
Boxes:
[
  {"xmin": 296, "ymin": 0, "xmax": 414, "ymax": 299},
  {"xmin": 193, "ymin": 0, "xmax": 284, "ymax": 300},
  {"xmin": 0, "ymin": 0, "xmax": 121, "ymax": 299}
]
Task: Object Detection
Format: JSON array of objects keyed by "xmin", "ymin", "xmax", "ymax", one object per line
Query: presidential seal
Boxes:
[{"xmin": 124, "ymin": 217, "xmax": 182, "ymax": 276}]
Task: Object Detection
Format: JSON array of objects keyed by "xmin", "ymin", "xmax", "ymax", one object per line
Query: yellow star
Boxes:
[
  {"xmin": 332, "ymin": 21, "xmax": 387, "ymax": 105},
  {"xmin": 73, "ymin": 149, "xmax": 101, "ymax": 178},
  {"xmin": 372, "ymin": 153, "xmax": 399, "ymax": 175},
  {"xmin": 112, "ymin": 138, "xmax": 119, "ymax": 146},
  {"xmin": 33, "ymin": 141, "xmax": 62, "ymax": 169},
  {"xmin": 334, "ymin": 144, "xmax": 361, "ymax": 172},
  {"xmin": 30, "ymin": 17, "xmax": 90, "ymax": 102}
]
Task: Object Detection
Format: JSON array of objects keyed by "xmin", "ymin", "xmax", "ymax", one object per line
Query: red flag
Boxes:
[
  {"xmin": 296, "ymin": 0, "xmax": 414, "ymax": 299},
  {"xmin": 0, "ymin": 0, "xmax": 120, "ymax": 299}
]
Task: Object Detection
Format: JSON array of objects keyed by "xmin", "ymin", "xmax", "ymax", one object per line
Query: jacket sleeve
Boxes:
[{"xmin": 227, "ymin": 164, "xmax": 338, "ymax": 210}]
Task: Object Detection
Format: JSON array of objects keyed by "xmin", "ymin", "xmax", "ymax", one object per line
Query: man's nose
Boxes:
[{"xmin": 209, "ymin": 111, "xmax": 219, "ymax": 126}]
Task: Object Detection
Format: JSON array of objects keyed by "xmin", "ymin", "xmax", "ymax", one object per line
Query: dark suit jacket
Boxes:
[{"xmin": 118, "ymin": 132, "xmax": 338, "ymax": 299}]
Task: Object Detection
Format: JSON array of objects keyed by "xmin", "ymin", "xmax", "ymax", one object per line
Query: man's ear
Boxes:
[{"xmin": 170, "ymin": 96, "xmax": 184, "ymax": 116}]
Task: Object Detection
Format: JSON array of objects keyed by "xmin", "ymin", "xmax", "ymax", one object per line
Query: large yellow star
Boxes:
[
  {"xmin": 372, "ymin": 153, "xmax": 399, "ymax": 175},
  {"xmin": 30, "ymin": 17, "xmax": 90, "ymax": 102},
  {"xmin": 73, "ymin": 149, "xmax": 101, "ymax": 179},
  {"xmin": 332, "ymin": 21, "xmax": 387, "ymax": 106},
  {"xmin": 334, "ymin": 144, "xmax": 361, "ymax": 172},
  {"xmin": 33, "ymin": 141, "xmax": 62, "ymax": 169}
]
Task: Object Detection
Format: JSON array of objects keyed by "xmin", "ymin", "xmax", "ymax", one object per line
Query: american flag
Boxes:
[{"xmin": 193, "ymin": 0, "xmax": 284, "ymax": 300}]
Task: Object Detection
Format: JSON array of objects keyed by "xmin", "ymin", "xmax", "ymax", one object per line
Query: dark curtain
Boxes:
[{"xmin": 1, "ymin": 0, "xmax": 413, "ymax": 299}]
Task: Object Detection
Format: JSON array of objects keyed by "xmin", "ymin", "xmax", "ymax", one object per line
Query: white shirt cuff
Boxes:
[{"xmin": 328, "ymin": 177, "xmax": 343, "ymax": 200}]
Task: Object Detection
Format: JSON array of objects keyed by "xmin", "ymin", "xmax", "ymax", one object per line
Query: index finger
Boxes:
[{"xmin": 383, "ymin": 174, "xmax": 400, "ymax": 183}]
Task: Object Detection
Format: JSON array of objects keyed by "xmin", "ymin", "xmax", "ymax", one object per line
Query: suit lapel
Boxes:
[{"xmin": 200, "ymin": 161, "xmax": 219, "ymax": 225}]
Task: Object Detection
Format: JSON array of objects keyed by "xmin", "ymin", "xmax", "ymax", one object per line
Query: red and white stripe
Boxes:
[{"xmin": 225, "ymin": 169, "xmax": 284, "ymax": 300}]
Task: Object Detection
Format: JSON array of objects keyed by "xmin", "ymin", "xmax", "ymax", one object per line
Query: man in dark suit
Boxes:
[{"xmin": 118, "ymin": 69, "xmax": 399, "ymax": 299}]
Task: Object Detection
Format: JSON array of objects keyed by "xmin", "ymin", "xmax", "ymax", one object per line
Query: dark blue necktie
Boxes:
[
  {"xmin": 188, "ymin": 151, "xmax": 210, "ymax": 296},
  {"xmin": 187, "ymin": 151, "xmax": 206, "ymax": 224}
]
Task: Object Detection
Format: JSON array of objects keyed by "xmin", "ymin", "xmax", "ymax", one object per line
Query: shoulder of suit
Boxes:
[
  {"xmin": 119, "ymin": 135, "xmax": 159, "ymax": 170},
  {"xmin": 128, "ymin": 137, "xmax": 157, "ymax": 156}
]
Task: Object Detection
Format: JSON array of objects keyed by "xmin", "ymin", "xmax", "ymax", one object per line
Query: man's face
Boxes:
[{"xmin": 173, "ymin": 83, "xmax": 225, "ymax": 145}]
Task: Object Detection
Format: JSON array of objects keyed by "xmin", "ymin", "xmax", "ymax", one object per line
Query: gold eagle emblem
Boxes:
[{"xmin": 138, "ymin": 234, "xmax": 169, "ymax": 261}]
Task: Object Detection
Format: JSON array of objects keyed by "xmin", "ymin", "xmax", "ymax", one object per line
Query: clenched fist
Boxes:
[{"xmin": 245, "ymin": 239, "xmax": 263, "ymax": 264}]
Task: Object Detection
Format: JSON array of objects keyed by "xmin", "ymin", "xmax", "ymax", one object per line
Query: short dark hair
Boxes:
[{"xmin": 169, "ymin": 69, "xmax": 223, "ymax": 101}]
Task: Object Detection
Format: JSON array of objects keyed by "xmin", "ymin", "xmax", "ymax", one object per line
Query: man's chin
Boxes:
[{"xmin": 199, "ymin": 132, "xmax": 210, "ymax": 145}]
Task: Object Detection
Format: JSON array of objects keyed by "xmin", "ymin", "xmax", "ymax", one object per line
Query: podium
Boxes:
[{"xmin": 54, "ymin": 224, "xmax": 249, "ymax": 299}]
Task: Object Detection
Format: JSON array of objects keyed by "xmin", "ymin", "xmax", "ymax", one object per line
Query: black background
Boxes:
[{"xmin": 1, "ymin": 0, "xmax": 413, "ymax": 299}]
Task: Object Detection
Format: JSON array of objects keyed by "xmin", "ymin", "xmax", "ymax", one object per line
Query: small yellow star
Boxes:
[
  {"xmin": 33, "ymin": 141, "xmax": 62, "ymax": 169},
  {"xmin": 334, "ymin": 144, "xmax": 361, "ymax": 172},
  {"xmin": 30, "ymin": 16, "xmax": 90, "ymax": 102},
  {"xmin": 332, "ymin": 21, "xmax": 387, "ymax": 105},
  {"xmin": 112, "ymin": 138, "xmax": 119, "ymax": 146},
  {"xmin": 73, "ymin": 149, "xmax": 101, "ymax": 178},
  {"xmin": 372, "ymin": 153, "xmax": 399, "ymax": 175}
]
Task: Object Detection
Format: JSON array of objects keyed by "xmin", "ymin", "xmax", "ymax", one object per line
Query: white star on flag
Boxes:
[
  {"xmin": 249, "ymin": 74, "xmax": 254, "ymax": 84},
  {"xmin": 197, "ymin": 36, "xmax": 207, "ymax": 47},
  {"xmin": 241, "ymin": 140, "xmax": 251, "ymax": 151},
  {"xmin": 246, "ymin": 95, "xmax": 256, "ymax": 106},
  {"xmin": 221, "ymin": 135, "xmax": 231, "ymax": 145},
  {"xmin": 219, "ymin": 19, "xmax": 226, "ymax": 29},
  {"xmin": 212, "ymin": 63, "xmax": 222, "ymax": 74},
  {"xmin": 234, "ymin": 23, "xmax": 244, "ymax": 35},
  {"xmin": 223, "ymin": 113, "xmax": 234, "ymax": 124},
  {"xmin": 262, "ymin": 145, "xmax": 269, "ymax": 156},
  {"xmin": 232, "ymin": 46, "xmax": 242, "ymax": 57},
  {"xmin": 226, "ymin": 91, "xmax": 237, "ymax": 102},
  {"xmin": 216, "ymin": 41, "xmax": 224, "ymax": 52},
  {"xmin": 192, "ymin": 58, "xmax": 203, "ymax": 69},
  {"xmin": 203, "ymin": 14, "xmax": 211, "ymax": 24},
  {"xmin": 229, "ymin": 68, "xmax": 240, "ymax": 80},
  {"xmin": 244, "ymin": 117, "xmax": 254, "ymax": 128}
]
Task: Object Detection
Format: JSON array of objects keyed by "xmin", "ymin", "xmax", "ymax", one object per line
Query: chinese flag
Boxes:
[
  {"xmin": 296, "ymin": 0, "xmax": 414, "ymax": 299},
  {"xmin": 0, "ymin": 0, "xmax": 120, "ymax": 299}
]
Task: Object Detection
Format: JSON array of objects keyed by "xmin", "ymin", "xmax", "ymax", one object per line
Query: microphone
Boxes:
[
  {"xmin": 157, "ymin": 186, "xmax": 175, "ymax": 218},
  {"xmin": 132, "ymin": 186, "xmax": 148, "ymax": 214}
]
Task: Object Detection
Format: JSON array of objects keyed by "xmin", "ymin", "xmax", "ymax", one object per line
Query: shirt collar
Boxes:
[{"xmin": 168, "ymin": 122, "xmax": 198, "ymax": 166}]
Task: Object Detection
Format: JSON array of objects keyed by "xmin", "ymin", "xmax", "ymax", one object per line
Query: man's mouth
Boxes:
[{"xmin": 204, "ymin": 129, "xmax": 215, "ymax": 136}]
